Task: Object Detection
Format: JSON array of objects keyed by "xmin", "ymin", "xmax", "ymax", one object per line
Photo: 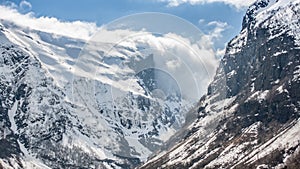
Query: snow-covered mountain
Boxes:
[
  {"xmin": 140, "ymin": 0, "xmax": 300, "ymax": 168},
  {"xmin": 1, "ymin": 0, "xmax": 300, "ymax": 168},
  {"xmin": 0, "ymin": 18, "xmax": 201, "ymax": 168}
]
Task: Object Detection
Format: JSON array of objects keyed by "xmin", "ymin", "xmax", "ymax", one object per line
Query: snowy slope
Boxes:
[
  {"xmin": 0, "ymin": 22, "xmax": 123, "ymax": 168},
  {"xmin": 0, "ymin": 17, "xmax": 198, "ymax": 168}
]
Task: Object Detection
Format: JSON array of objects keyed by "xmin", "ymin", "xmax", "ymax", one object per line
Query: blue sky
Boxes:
[
  {"xmin": 30, "ymin": 0, "xmax": 246, "ymax": 48},
  {"xmin": 0, "ymin": 0, "xmax": 254, "ymax": 52}
]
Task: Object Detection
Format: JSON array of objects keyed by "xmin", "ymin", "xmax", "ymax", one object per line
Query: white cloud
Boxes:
[
  {"xmin": 160, "ymin": 0, "xmax": 256, "ymax": 9},
  {"xmin": 198, "ymin": 19, "xmax": 206, "ymax": 25},
  {"xmin": 80, "ymin": 29, "xmax": 220, "ymax": 99},
  {"xmin": 0, "ymin": 5, "xmax": 99, "ymax": 40},
  {"xmin": 77, "ymin": 29, "xmax": 214, "ymax": 99},
  {"xmin": 207, "ymin": 20, "xmax": 228, "ymax": 27},
  {"xmin": 207, "ymin": 21, "xmax": 229, "ymax": 39},
  {"xmin": 198, "ymin": 20, "xmax": 229, "ymax": 51}
]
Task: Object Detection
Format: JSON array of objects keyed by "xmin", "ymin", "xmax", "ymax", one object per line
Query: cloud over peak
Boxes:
[
  {"xmin": 0, "ymin": 5, "xmax": 99, "ymax": 40},
  {"xmin": 159, "ymin": 0, "xmax": 256, "ymax": 9}
]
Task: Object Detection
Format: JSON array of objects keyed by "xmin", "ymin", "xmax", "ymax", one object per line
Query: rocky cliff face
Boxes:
[{"xmin": 140, "ymin": 0, "xmax": 300, "ymax": 168}]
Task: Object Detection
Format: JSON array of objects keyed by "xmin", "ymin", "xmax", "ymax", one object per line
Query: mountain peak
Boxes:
[{"xmin": 242, "ymin": 0, "xmax": 298, "ymax": 29}]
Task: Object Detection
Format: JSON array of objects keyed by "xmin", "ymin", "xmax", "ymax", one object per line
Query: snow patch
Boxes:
[
  {"xmin": 293, "ymin": 65, "xmax": 300, "ymax": 81},
  {"xmin": 246, "ymin": 90, "xmax": 269, "ymax": 102},
  {"xmin": 8, "ymin": 101, "xmax": 18, "ymax": 132},
  {"xmin": 274, "ymin": 50, "xmax": 287, "ymax": 56},
  {"xmin": 125, "ymin": 136, "xmax": 152, "ymax": 161}
]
